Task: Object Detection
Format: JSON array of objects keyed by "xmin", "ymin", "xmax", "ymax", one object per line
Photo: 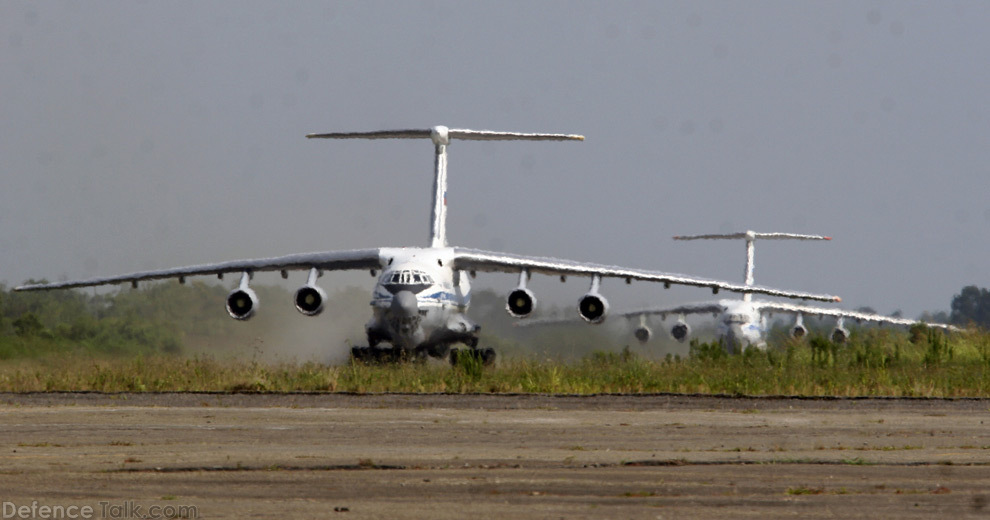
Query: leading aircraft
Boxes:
[
  {"xmin": 16, "ymin": 128, "xmax": 840, "ymax": 362},
  {"xmin": 519, "ymin": 231, "xmax": 954, "ymax": 349}
]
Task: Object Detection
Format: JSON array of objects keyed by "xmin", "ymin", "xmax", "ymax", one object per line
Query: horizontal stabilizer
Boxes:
[
  {"xmin": 306, "ymin": 129, "xmax": 433, "ymax": 140},
  {"xmin": 674, "ymin": 232, "xmax": 830, "ymax": 241},
  {"xmin": 673, "ymin": 230, "xmax": 832, "ymax": 296},
  {"xmin": 307, "ymin": 126, "xmax": 584, "ymax": 142},
  {"xmin": 445, "ymin": 129, "xmax": 584, "ymax": 141},
  {"xmin": 306, "ymin": 125, "xmax": 582, "ymax": 250}
]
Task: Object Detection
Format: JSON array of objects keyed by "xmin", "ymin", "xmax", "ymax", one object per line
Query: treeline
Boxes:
[
  {"xmin": 950, "ymin": 285, "xmax": 990, "ymax": 329},
  {"xmin": 1, "ymin": 281, "xmax": 230, "ymax": 358},
  {"xmin": 0, "ymin": 281, "xmax": 369, "ymax": 360}
]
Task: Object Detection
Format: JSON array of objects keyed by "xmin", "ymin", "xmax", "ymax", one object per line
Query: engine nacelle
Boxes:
[
  {"xmin": 578, "ymin": 292, "xmax": 609, "ymax": 324},
  {"xmin": 226, "ymin": 287, "xmax": 259, "ymax": 320},
  {"xmin": 790, "ymin": 324, "xmax": 807, "ymax": 339},
  {"xmin": 506, "ymin": 287, "xmax": 537, "ymax": 318},
  {"xmin": 633, "ymin": 325, "xmax": 652, "ymax": 344},
  {"xmin": 294, "ymin": 284, "xmax": 327, "ymax": 316},
  {"xmin": 831, "ymin": 326, "xmax": 849, "ymax": 343},
  {"xmin": 670, "ymin": 321, "xmax": 691, "ymax": 342}
]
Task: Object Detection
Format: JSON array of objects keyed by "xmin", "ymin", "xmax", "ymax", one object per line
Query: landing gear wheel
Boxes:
[
  {"xmin": 424, "ymin": 343, "xmax": 451, "ymax": 360},
  {"xmin": 351, "ymin": 346, "xmax": 371, "ymax": 363}
]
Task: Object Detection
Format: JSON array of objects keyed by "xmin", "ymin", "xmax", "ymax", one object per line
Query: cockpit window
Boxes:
[{"xmin": 383, "ymin": 270, "xmax": 434, "ymax": 286}]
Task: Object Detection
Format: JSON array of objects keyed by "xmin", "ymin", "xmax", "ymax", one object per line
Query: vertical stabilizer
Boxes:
[
  {"xmin": 429, "ymin": 127, "xmax": 450, "ymax": 247},
  {"xmin": 308, "ymin": 126, "xmax": 583, "ymax": 248},
  {"xmin": 673, "ymin": 231, "xmax": 831, "ymax": 301}
]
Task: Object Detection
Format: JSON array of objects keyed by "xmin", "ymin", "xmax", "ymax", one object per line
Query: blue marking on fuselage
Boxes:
[{"xmin": 371, "ymin": 289, "xmax": 467, "ymax": 308}]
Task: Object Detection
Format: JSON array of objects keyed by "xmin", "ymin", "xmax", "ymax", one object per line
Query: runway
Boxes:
[{"xmin": 1, "ymin": 393, "xmax": 989, "ymax": 519}]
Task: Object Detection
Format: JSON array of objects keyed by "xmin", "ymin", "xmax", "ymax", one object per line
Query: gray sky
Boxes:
[{"xmin": 2, "ymin": 1, "xmax": 988, "ymax": 319}]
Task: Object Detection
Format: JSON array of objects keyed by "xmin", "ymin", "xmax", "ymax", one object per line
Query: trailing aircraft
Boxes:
[
  {"xmin": 519, "ymin": 231, "xmax": 954, "ymax": 349},
  {"xmin": 15, "ymin": 129, "xmax": 840, "ymax": 362}
]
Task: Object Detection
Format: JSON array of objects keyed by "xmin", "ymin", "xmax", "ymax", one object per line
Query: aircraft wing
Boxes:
[
  {"xmin": 451, "ymin": 248, "xmax": 840, "ymax": 302},
  {"xmin": 14, "ymin": 249, "xmax": 383, "ymax": 291},
  {"xmin": 613, "ymin": 302, "xmax": 728, "ymax": 319},
  {"xmin": 517, "ymin": 302, "xmax": 727, "ymax": 327},
  {"xmin": 754, "ymin": 302, "xmax": 957, "ymax": 330}
]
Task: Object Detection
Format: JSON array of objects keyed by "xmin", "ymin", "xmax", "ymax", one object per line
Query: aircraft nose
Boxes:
[
  {"xmin": 727, "ymin": 324, "xmax": 746, "ymax": 339},
  {"xmin": 391, "ymin": 290, "xmax": 419, "ymax": 317}
]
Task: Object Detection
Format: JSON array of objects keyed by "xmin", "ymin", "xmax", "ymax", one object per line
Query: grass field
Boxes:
[{"xmin": 1, "ymin": 327, "xmax": 989, "ymax": 396}]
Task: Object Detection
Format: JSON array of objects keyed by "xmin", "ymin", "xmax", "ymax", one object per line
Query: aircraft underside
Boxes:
[
  {"xmin": 356, "ymin": 306, "xmax": 493, "ymax": 364},
  {"xmin": 719, "ymin": 321, "xmax": 768, "ymax": 352}
]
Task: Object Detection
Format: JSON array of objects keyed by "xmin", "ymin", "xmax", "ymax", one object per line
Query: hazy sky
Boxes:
[{"xmin": 2, "ymin": 1, "xmax": 988, "ymax": 319}]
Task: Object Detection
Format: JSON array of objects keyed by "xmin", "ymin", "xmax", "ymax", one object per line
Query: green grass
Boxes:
[
  {"xmin": 786, "ymin": 486, "xmax": 824, "ymax": 495},
  {"xmin": 1, "ymin": 319, "xmax": 989, "ymax": 395},
  {"xmin": 1, "ymin": 327, "xmax": 990, "ymax": 395}
]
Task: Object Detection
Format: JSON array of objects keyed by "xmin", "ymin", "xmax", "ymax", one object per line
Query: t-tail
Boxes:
[
  {"xmin": 673, "ymin": 231, "xmax": 831, "ymax": 302},
  {"xmin": 307, "ymin": 126, "xmax": 584, "ymax": 248}
]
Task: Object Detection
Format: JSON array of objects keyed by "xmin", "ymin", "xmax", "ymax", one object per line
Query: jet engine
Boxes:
[
  {"xmin": 829, "ymin": 317, "xmax": 849, "ymax": 343},
  {"xmin": 830, "ymin": 325, "xmax": 849, "ymax": 343},
  {"xmin": 506, "ymin": 287, "xmax": 537, "ymax": 318},
  {"xmin": 578, "ymin": 292, "xmax": 609, "ymax": 324},
  {"xmin": 578, "ymin": 275, "xmax": 609, "ymax": 324},
  {"xmin": 790, "ymin": 314, "xmax": 807, "ymax": 339},
  {"xmin": 670, "ymin": 321, "xmax": 691, "ymax": 342},
  {"xmin": 633, "ymin": 325, "xmax": 652, "ymax": 344},
  {"xmin": 294, "ymin": 284, "xmax": 327, "ymax": 316},
  {"xmin": 226, "ymin": 286, "xmax": 258, "ymax": 320}
]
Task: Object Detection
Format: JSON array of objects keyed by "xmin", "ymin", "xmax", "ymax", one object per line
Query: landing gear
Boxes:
[
  {"xmin": 366, "ymin": 329, "xmax": 389, "ymax": 349},
  {"xmin": 449, "ymin": 347, "xmax": 496, "ymax": 366},
  {"xmin": 349, "ymin": 339, "xmax": 494, "ymax": 367}
]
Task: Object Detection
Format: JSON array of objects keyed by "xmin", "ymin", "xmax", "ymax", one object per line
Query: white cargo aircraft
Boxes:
[
  {"xmin": 16, "ymin": 129, "xmax": 840, "ymax": 362},
  {"xmin": 520, "ymin": 231, "xmax": 954, "ymax": 348}
]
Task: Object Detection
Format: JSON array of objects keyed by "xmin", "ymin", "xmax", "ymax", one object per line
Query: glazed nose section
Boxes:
[{"xmin": 391, "ymin": 290, "xmax": 419, "ymax": 317}]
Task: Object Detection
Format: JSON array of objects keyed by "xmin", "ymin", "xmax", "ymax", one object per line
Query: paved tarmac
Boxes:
[{"xmin": 1, "ymin": 393, "xmax": 989, "ymax": 519}]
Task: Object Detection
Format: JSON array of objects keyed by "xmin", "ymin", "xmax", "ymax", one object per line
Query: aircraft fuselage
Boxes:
[
  {"xmin": 366, "ymin": 247, "xmax": 478, "ymax": 354},
  {"xmin": 714, "ymin": 300, "xmax": 767, "ymax": 349}
]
